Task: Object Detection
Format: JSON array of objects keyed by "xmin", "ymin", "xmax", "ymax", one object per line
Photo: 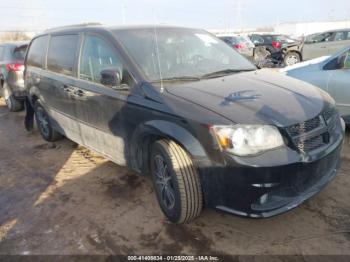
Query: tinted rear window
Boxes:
[
  {"xmin": 47, "ymin": 35, "xmax": 79, "ymax": 76},
  {"xmin": 27, "ymin": 36, "xmax": 48, "ymax": 68},
  {"xmin": 13, "ymin": 45, "xmax": 28, "ymax": 60}
]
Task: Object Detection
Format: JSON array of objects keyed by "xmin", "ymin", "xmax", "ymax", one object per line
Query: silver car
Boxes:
[
  {"xmin": 302, "ymin": 29, "xmax": 350, "ymax": 61},
  {"xmin": 281, "ymin": 46, "xmax": 350, "ymax": 123}
]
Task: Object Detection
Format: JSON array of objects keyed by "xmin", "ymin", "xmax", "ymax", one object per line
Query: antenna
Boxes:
[{"xmin": 152, "ymin": 12, "xmax": 164, "ymax": 93}]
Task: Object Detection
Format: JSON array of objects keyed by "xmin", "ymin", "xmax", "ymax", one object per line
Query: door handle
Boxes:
[
  {"xmin": 73, "ymin": 88, "xmax": 85, "ymax": 97},
  {"xmin": 63, "ymin": 85, "xmax": 73, "ymax": 92}
]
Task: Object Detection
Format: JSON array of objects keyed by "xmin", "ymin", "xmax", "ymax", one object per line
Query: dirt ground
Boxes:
[{"xmin": 0, "ymin": 98, "xmax": 350, "ymax": 256}]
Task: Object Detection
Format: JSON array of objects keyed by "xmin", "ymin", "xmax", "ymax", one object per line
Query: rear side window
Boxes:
[
  {"xmin": 27, "ymin": 36, "xmax": 48, "ymax": 68},
  {"xmin": 13, "ymin": 45, "xmax": 28, "ymax": 60},
  {"xmin": 250, "ymin": 35, "xmax": 264, "ymax": 44},
  {"xmin": 47, "ymin": 35, "xmax": 79, "ymax": 76}
]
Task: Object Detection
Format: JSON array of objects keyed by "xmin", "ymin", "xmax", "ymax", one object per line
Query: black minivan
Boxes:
[{"xmin": 24, "ymin": 24, "xmax": 345, "ymax": 223}]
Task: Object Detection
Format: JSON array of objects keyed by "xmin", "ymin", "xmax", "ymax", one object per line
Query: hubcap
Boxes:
[
  {"xmin": 36, "ymin": 107, "xmax": 50, "ymax": 137},
  {"xmin": 154, "ymin": 155, "xmax": 175, "ymax": 210},
  {"xmin": 286, "ymin": 55, "xmax": 299, "ymax": 65}
]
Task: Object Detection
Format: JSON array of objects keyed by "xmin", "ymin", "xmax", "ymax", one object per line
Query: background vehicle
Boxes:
[
  {"xmin": 282, "ymin": 46, "xmax": 350, "ymax": 123},
  {"xmin": 0, "ymin": 41, "xmax": 29, "ymax": 111},
  {"xmin": 218, "ymin": 35, "xmax": 255, "ymax": 59},
  {"xmin": 249, "ymin": 34, "xmax": 300, "ymax": 66},
  {"xmin": 25, "ymin": 24, "xmax": 344, "ymax": 224},
  {"xmin": 301, "ymin": 29, "xmax": 350, "ymax": 61}
]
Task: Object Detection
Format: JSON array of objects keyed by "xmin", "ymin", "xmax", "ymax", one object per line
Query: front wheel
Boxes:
[
  {"xmin": 3, "ymin": 83, "xmax": 24, "ymax": 112},
  {"xmin": 284, "ymin": 52, "xmax": 301, "ymax": 66},
  {"xmin": 151, "ymin": 139, "xmax": 203, "ymax": 224}
]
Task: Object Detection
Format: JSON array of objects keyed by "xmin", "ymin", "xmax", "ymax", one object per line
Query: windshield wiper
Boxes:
[
  {"xmin": 201, "ymin": 68, "xmax": 255, "ymax": 79},
  {"xmin": 151, "ymin": 76, "xmax": 201, "ymax": 82}
]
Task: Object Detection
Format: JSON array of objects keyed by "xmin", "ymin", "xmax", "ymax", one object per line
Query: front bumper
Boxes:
[{"xmin": 199, "ymin": 138, "xmax": 343, "ymax": 218}]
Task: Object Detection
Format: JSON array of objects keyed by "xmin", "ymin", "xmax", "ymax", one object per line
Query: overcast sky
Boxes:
[{"xmin": 1, "ymin": 0, "xmax": 350, "ymax": 32}]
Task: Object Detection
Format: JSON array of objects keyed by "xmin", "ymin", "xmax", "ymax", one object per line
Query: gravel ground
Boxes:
[{"xmin": 0, "ymin": 98, "xmax": 350, "ymax": 256}]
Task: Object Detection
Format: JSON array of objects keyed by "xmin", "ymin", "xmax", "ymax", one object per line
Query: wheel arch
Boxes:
[
  {"xmin": 129, "ymin": 120, "xmax": 208, "ymax": 175},
  {"xmin": 285, "ymin": 50, "xmax": 302, "ymax": 61}
]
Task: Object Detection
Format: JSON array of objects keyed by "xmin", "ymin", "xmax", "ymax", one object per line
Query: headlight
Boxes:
[{"xmin": 212, "ymin": 125, "xmax": 284, "ymax": 156}]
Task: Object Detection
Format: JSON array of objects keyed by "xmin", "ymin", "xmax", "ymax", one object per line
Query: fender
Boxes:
[
  {"xmin": 24, "ymin": 86, "xmax": 42, "ymax": 131},
  {"xmin": 129, "ymin": 119, "xmax": 210, "ymax": 174}
]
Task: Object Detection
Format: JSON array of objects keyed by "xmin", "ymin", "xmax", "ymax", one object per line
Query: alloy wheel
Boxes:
[
  {"xmin": 285, "ymin": 55, "xmax": 299, "ymax": 66},
  {"xmin": 154, "ymin": 155, "xmax": 176, "ymax": 210},
  {"xmin": 36, "ymin": 107, "xmax": 50, "ymax": 138}
]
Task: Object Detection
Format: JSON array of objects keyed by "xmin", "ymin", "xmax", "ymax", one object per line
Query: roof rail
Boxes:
[{"xmin": 44, "ymin": 22, "xmax": 102, "ymax": 32}]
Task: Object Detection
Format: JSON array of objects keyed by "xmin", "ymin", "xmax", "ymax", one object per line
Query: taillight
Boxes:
[
  {"xmin": 6, "ymin": 63, "xmax": 24, "ymax": 72},
  {"xmin": 234, "ymin": 44, "xmax": 243, "ymax": 49},
  {"xmin": 272, "ymin": 41, "xmax": 281, "ymax": 49}
]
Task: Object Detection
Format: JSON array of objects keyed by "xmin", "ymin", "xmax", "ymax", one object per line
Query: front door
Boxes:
[
  {"xmin": 73, "ymin": 33, "xmax": 133, "ymax": 165},
  {"xmin": 326, "ymin": 31, "xmax": 350, "ymax": 55},
  {"xmin": 302, "ymin": 32, "xmax": 333, "ymax": 60}
]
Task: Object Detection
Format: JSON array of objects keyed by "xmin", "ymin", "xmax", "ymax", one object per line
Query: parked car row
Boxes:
[
  {"xmin": 0, "ymin": 41, "xmax": 29, "ymax": 111},
  {"xmin": 218, "ymin": 28, "xmax": 350, "ymax": 67},
  {"xmin": 0, "ymin": 24, "xmax": 347, "ymax": 224}
]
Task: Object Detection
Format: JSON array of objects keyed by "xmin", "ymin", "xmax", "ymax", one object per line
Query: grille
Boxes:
[
  {"xmin": 295, "ymin": 135, "xmax": 326, "ymax": 153},
  {"xmin": 285, "ymin": 116, "xmax": 323, "ymax": 137},
  {"xmin": 285, "ymin": 108, "xmax": 337, "ymax": 154},
  {"xmin": 323, "ymin": 107, "xmax": 335, "ymax": 123}
]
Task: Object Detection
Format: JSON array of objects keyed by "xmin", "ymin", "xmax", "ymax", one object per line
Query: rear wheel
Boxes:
[
  {"xmin": 151, "ymin": 139, "xmax": 203, "ymax": 224},
  {"xmin": 34, "ymin": 102, "xmax": 62, "ymax": 142},
  {"xmin": 3, "ymin": 83, "xmax": 23, "ymax": 112},
  {"xmin": 284, "ymin": 52, "xmax": 301, "ymax": 66}
]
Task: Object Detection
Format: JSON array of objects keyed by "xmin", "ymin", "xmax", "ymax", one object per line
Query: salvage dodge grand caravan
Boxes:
[{"xmin": 24, "ymin": 24, "xmax": 345, "ymax": 223}]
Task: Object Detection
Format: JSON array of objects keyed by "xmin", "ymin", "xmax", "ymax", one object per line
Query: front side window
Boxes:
[
  {"xmin": 114, "ymin": 28, "xmax": 255, "ymax": 82},
  {"xmin": 324, "ymin": 49, "xmax": 350, "ymax": 70},
  {"xmin": 79, "ymin": 35, "xmax": 123, "ymax": 86},
  {"xmin": 306, "ymin": 33, "xmax": 333, "ymax": 44},
  {"xmin": 341, "ymin": 50, "xmax": 350, "ymax": 69},
  {"xmin": 27, "ymin": 36, "xmax": 48, "ymax": 68},
  {"xmin": 47, "ymin": 35, "xmax": 79, "ymax": 76}
]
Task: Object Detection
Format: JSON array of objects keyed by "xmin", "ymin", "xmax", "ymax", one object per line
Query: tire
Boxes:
[
  {"xmin": 284, "ymin": 52, "xmax": 301, "ymax": 66},
  {"xmin": 3, "ymin": 83, "xmax": 24, "ymax": 112},
  {"xmin": 151, "ymin": 139, "xmax": 203, "ymax": 223},
  {"xmin": 34, "ymin": 102, "xmax": 62, "ymax": 142}
]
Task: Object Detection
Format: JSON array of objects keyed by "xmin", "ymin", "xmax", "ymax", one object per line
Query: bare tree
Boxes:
[{"xmin": 0, "ymin": 32, "xmax": 31, "ymax": 43}]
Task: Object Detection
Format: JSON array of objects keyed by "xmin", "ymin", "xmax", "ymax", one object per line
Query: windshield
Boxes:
[{"xmin": 113, "ymin": 28, "xmax": 256, "ymax": 81}]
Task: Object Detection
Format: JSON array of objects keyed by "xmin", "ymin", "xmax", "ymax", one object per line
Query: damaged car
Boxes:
[{"xmin": 24, "ymin": 25, "xmax": 345, "ymax": 223}]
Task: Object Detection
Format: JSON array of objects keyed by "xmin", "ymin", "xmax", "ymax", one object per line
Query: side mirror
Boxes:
[{"xmin": 100, "ymin": 69, "xmax": 121, "ymax": 87}]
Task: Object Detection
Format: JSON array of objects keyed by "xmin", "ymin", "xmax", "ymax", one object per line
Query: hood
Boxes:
[{"xmin": 165, "ymin": 69, "xmax": 333, "ymax": 127}]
